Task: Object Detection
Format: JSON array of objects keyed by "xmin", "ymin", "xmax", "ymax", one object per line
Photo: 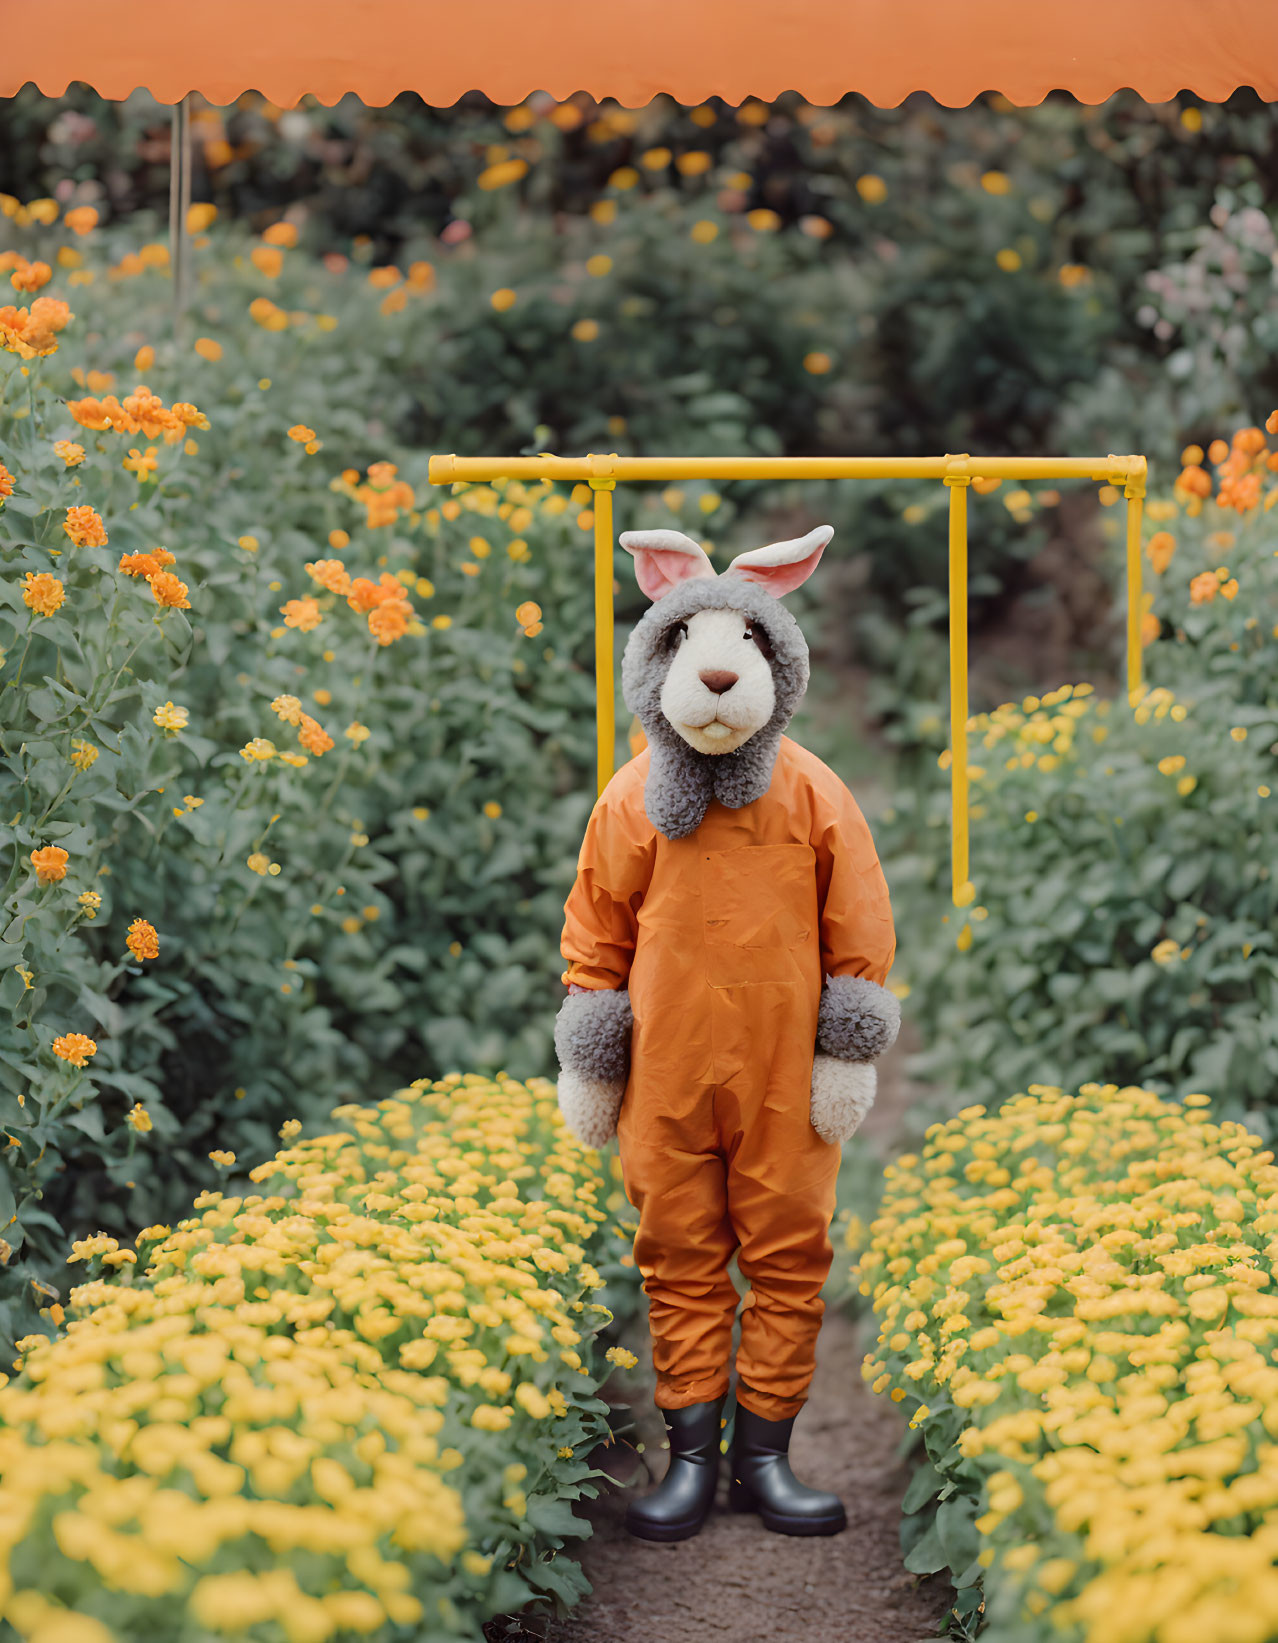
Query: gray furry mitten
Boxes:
[
  {"xmin": 553, "ymin": 988, "xmax": 633, "ymax": 1149},
  {"xmin": 809, "ymin": 975, "xmax": 902, "ymax": 1145}
]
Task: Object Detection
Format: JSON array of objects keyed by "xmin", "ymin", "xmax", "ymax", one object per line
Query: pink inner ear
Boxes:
[
  {"xmin": 630, "ymin": 547, "xmax": 716, "ymax": 601},
  {"xmin": 729, "ymin": 541, "xmax": 827, "ymax": 597}
]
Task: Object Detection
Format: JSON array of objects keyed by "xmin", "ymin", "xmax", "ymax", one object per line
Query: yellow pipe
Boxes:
[
  {"xmin": 429, "ymin": 453, "xmax": 1147, "ymax": 486},
  {"xmin": 1123, "ymin": 460, "xmax": 1148, "ymax": 701},
  {"xmin": 589, "ymin": 479, "xmax": 616, "ymax": 795},
  {"xmin": 945, "ymin": 463, "xmax": 972, "ymax": 906}
]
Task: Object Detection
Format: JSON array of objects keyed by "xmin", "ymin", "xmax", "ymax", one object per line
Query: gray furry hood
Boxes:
[{"xmin": 620, "ymin": 576, "xmax": 810, "ymax": 840}]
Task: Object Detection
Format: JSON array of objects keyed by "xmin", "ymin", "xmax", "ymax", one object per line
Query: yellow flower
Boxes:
[
  {"xmin": 125, "ymin": 1103, "xmax": 153, "ymax": 1133},
  {"xmin": 690, "ymin": 220, "xmax": 719, "ymax": 244},
  {"xmin": 856, "ymin": 175, "xmax": 887, "ymax": 203},
  {"xmin": 605, "ymin": 1346, "xmax": 638, "ymax": 1368},
  {"xmin": 153, "ymin": 702, "xmax": 189, "ymax": 732},
  {"xmin": 586, "ymin": 255, "xmax": 612, "ymax": 278},
  {"xmin": 980, "ymin": 170, "xmax": 1012, "ymax": 194},
  {"xmin": 483, "ymin": 801, "xmax": 502, "ymax": 819},
  {"xmin": 52, "ymin": 1031, "xmax": 97, "ymax": 1067},
  {"xmin": 126, "ymin": 918, "xmax": 159, "ymax": 962},
  {"xmin": 996, "ymin": 248, "xmax": 1022, "ymax": 272},
  {"xmin": 490, "ymin": 288, "xmax": 517, "ymax": 312}
]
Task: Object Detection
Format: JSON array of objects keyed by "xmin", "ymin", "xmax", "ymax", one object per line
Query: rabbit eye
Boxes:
[
  {"xmin": 745, "ymin": 624, "xmax": 775, "ymax": 661},
  {"xmin": 665, "ymin": 621, "xmax": 688, "ymax": 652}
]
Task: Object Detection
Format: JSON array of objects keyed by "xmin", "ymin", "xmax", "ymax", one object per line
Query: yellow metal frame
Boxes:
[{"xmin": 429, "ymin": 451, "xmax": 1147, "ymax": 905}]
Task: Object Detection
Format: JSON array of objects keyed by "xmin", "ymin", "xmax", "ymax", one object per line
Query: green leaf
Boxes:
[{"xmin": 903, "ymin": 1521, "xmax": 948, "ymax": 1575}]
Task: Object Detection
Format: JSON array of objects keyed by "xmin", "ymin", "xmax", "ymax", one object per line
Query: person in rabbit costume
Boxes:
[{"xmin": 555, "ymin": 524, "xmax": 898, "ymax": 1542}]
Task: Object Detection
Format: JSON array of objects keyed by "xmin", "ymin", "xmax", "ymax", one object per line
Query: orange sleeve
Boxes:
[
  {"xmin": 812, "ymin": 778, "xmax": 896, "ymax": 987},
  {"xmin": 559, "ymin": 787, "xmax": 655, "ymax": 991}
]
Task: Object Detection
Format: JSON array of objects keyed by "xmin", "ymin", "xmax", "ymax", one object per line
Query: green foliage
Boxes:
[{"xmin": 880, "ymin": 447, "xmax": 1278, "ymax": 1136}]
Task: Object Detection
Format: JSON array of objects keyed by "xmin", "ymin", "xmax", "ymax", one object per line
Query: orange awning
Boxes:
[{"xmin": 2, "ymin": 0, "xmax": 1275, "ymax": 109}]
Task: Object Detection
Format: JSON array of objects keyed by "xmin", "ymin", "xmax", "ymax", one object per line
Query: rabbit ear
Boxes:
[
  {"xmin": 619, "ymin": 530, "xmax": 717, "ymax": 602},
  {"xmin": 723, "ymin": 525, "xmax": 833, "ymax": 596}
]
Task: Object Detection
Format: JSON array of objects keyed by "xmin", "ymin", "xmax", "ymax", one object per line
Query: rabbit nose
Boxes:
[{"xmin": 699, "ymin": 670, "xmax": 738, "ymax": 695}]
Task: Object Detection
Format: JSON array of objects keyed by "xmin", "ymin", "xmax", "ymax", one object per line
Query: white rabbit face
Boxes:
[{"xmin": 658, "ymin": 607, "xmax": 777, "ymax": 755}]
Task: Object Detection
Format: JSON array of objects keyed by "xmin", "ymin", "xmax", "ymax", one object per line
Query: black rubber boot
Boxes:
[
  {"xmin": 728, "ymin": 1400, "xmax": 847, "ymax": 1535},
  {"xmin": 623, "ymin": 1394, "xmax": 727, "ymax": 1542}
]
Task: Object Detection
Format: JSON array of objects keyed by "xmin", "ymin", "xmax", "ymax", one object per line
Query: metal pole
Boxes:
[
  {"xmin": 168, "ymin": 95, "xmax": 192, "ymax": 352},
  {"xmin": 945, "ymin": 460, "xmax": 972, "ymax": 906},
  {"xmin": 589, "ymin": 479, "xmax": 617, "ymax": 796}
]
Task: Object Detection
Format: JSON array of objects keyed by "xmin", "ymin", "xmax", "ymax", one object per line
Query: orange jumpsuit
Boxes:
[{"xmin": 560, "ymin": 734, "xmax": 895, "ymax": 1421}]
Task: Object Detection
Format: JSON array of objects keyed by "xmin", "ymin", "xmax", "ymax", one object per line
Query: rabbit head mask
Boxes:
[{"xmin": 619, "ymin": 525, "xmax": 831, "ymax": 840}]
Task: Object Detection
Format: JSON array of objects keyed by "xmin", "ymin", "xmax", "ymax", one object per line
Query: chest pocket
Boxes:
[{"xmin": 701, "ymin": 843, "xmax": 818, "ymax": 987}]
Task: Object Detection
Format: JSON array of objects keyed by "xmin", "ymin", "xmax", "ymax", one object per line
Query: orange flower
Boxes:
[
  {"xmin": 194, "ymin": 336, "xmax": 223, "ymax": 361},
  {"xmin": 298, "ymin": 714, "xmax": 335, "ymax": 755},
  {"xmin": 134, "ymin": 344, "xmax": 155, "ymax": 372},
  {"xmin": 1233, "ymin": 425, "xmax": 1266, "ymax": 455},
  {"xmin": 249, "ymin": 297, "xmax": 288, "ymax": 330},
  {"xmin": 52, "ymin": 1032, "xmax": 97, "ymax": 1067},
  {"xmin": 10, "ymin": 259, "xmax": 51, "ymax": 294},
  {"xmin": 288, "ymin": 424, "xmax": 317, "ymax": 443},
  {"xmin": 304, "ymin": 559, "xmax": 352, "ymax": 598},
  {"xmin": 148, "ymin": 570, "xmax": 191, "ymax": 609},
  {"xmin": 1220, "ymin": 577, "xmax": 1239, "ymax": 600},
  {"xmin": 65, "ymin": 394, "xmax": 113, "ymax": 431},
  {"xmin": 1140, "ymin": 611, "xmax": 1161, "ymax": 647},
  {"xmin": 368, "ymin": 600, "xmax": 412, "ymax": 645},
  {"xmin": 368, "ymin": 266, "xmax": 403, "ymax": 289},
  {"xmin": 262, "ymin": 221, "xmax": 298, "ymax": 248},
  {"xmin": 1146, "ymin": 531, "xmax": 1176, "ymax": 574},
  {"xmin": 747, "ymin": 208, "xmax": 781, "ymax": 232},
  {"xmin": 478, "ymin": 158, "xmax": 529, "ymax": 190},
  {"xmin": 1266, "ymin": 410, "xmax": 1278, "ymax": 437},
  {"xmin": 126, "ymin": 918, "xmax": 159, "ymax": 961},
  {"xmin": 169, "ymin": 401, "xmax": 210, "ymax": 433},
  {"xmin": 1190, "ymin": 572, "xmax": 1219, "ymax": 604},
  {"xmin": 30, "ymin": 845, "xmax": 69, "ymax": 884},
  {"xmin": 22, "ymin": 572, "xmax": 65, "ymax": 617},
  {"xmin": 187, "ymin": 203, "xmax": 218, "ymax": 233},
  {"xmin": 1208, "ymin": 438, "xmax": 1229, "ymax": 465},
  {"xmin": 1, "ymin": 296, "xmax": 73, "ymax": 359},
  {"xmin": 515, "ymin": 601, "xmax": 542, "ymax": 626},
  {"xmin": 64, "ymin": 206, "xmax": 99, "ymax": 236},
  {"xmin": 380, "ymin": 288, "xmax": 407, "ymax": 316},
  {"xmin": 281, "ymin": 596, "xmax": 323, "ymax": 631},
  {"xmin": 123, "ymin": 447, "xmax": 158, "ymax": 482},
  {"xmin": 0, "ymin": 461, "xmax": 12, "ymax": 499},
  {"xmin": 408, "ymin": 261, "xmax": 435, "ymax": 290},
  {"xmin": 53, "ymin": 441, "xmax": 84, "ymax": 467},
  {"xmin": 64, "ymin": 505, "xmax": 107, "ymax": 547},
  {"xmin": 251, "ymin": 245, "xmax": 284, "ymax": 278},
  {"xmin": 118, "ymin": 548, "xmax": 177, "ymax": 579},
  {"xmin": 1176, "ymin": 464, "xmax": 1212, "ymax": 499}
]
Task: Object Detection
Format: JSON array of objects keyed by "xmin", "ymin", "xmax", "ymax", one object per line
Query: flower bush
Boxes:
[
  {"xmin": 853, "ymin": 1081, "xmax": 1278, "ymax": 1643},
  {"xmin": 881, "ymin": 420, "xmax": 1278, "ymax": 1135},
  {"xmin": 0, "ymin": 1071, "xmax": 641, "ymax": 1641}
]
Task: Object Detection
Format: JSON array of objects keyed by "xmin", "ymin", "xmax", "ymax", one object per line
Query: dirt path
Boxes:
[{"xmin": 504, "ymin": 1035, "xmax": 952, "ymax": 1643}]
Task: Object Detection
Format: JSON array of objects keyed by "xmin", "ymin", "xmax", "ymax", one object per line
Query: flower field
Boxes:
[
  {"xmin": 6, "ymin": 86, "xmax": 1278, "ymax": 1642},
  {"xmin": 0, "ymin": 1073, "xmax": 642, "ymax": 1641},
  {"xmin": 882, "ymin": 419, "xmax": 1278, "ymax": 1138},
  {"xmin": 854, "ymin": 1083, "xmax": 1278, "ymax": 1643}
]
